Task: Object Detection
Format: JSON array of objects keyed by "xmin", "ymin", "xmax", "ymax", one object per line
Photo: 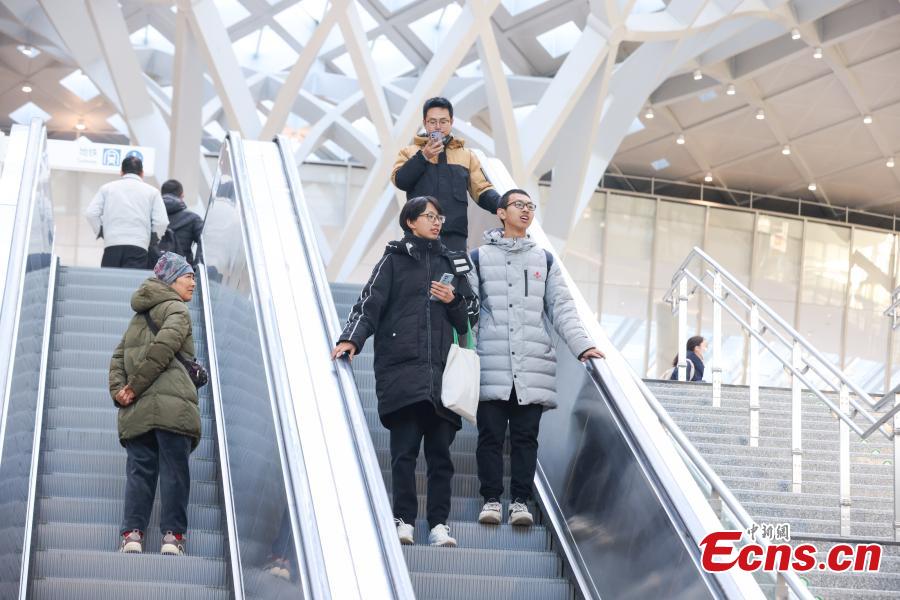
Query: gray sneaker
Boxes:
[
  {"xmin": 161, "ymin": 532, "xmax": 186, "ymax": 556},
  {"xmin": 509, "ymin": 500, "xmax": 534, "ymax": 527},
  {"xmin": 478, "ymin": 499, "xmax": 502, "ymax": 525},
  {"xmin": 119, "ymin": 530, "xmax": 143, "ymax": 553}
]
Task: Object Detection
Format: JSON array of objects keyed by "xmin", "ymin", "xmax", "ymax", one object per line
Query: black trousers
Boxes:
[
  {"xmin": 440, "ymin": 233, "xmax": 467, "ymax": 253},
  {"xmin": 102, "ymin": 245, "xmax": 149, "ymax": 269},
  {"xmin": 477, "ymin": 388, "xmax": 544, "ymax": 502},
  {"xmin": 386, "ymin": 401, "xmax": 457, "ymax": 528},
  {"xmin": 120, "ymin": 428, "xmax": 192, "ymax": 535}
]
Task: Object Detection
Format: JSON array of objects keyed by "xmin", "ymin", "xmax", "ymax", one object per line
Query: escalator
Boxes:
[{"xmin": 2, "ymin": 117, "xmax": 765, "ymax": 599}]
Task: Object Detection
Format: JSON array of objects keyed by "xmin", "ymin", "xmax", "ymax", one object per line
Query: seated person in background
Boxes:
[
  {"xmin": 392, "ymin": 96, "xmax": 501, "ymax": 252},
  {"xmin": 150, "ymin": 179, "xmax": 204, "ymax": 267},
  {"xmin": 668, "ymin": 335, "xmax": 707, "ymax": 381},
  {"xmin": 111, "ymin": 252, "xmax": 200, "ymax": 556},
  {"xmin": 470, "ymin": 188, "xmax": 604, "ymax": 528},
  {"xmin": 85, "ymin": 156, "xmax": 168, "ymax": 269},
  {"xmin": 331, "ymin": 196, "xmax": 478, "ymax": 548}
]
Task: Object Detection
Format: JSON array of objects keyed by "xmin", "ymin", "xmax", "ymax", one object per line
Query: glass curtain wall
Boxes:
[{"xmin": 296, "ymin": 161, "xmax": 900, "ymax": 394}]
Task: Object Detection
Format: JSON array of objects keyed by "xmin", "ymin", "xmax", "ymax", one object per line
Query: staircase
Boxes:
[
  {"xmin": 331, "ymin": 283, "xmax": 574, "ymax": 600},
  {"xmin": 646, "ymin": 379, "xmax": 900, "ymax": 600},
  {"xmin": 28, "ymin": 266, "xmax": 230, "ymax": 599}
]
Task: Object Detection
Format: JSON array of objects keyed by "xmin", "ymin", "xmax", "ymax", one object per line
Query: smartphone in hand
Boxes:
[
  {"xmin": 429, "ymin": 272, "xmax": 454, "ymax": 301},
  {"xmin": 429, "ymin": 130, "xmax": 442, "ymax": 143}
]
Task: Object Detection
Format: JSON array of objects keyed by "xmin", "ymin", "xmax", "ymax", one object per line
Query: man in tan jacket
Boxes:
[{"xmin": 392, "ymin": 97, "xmax": 501, "ymax": 252}]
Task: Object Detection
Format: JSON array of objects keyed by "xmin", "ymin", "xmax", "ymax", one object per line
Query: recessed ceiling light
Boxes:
[
  {"xmin": 755, "ymin": 108, "xmax": 766, "ymax": 120},
  {"xmin": 21, "ymin": 82, "xmax": 32, "ymax": 93},
  {"xmin": 16, "ymin": 44, "xmax": 38, "ymax": 58},
  {"xmin": 791, "ymin": 28, "xmax": 801, "ymax": 40},
  {"xmin": 725, "ymin": 83, "xmax": 736, "ymax": 96},
  {"xmin": 693, "ymin": 69, "xmax": 702, "ymax": 81},
  {"xmin": 888, "ymin": 157, "xmax": 896, "ymax": 168},
  {"xmin": 644, "ymin": 107, "xmax": 654, "ymax": 119},
  {"xmin": 676, "ymin": 134, "xmax": 685, "ymax": 145},
  {"xmin": 863, "ymin": 115, "xmax": 873, "ymax": 125},
  {"xmin": 782, "ymin": 145, "xmax": 791, "ymax": 155},
  {"xmin": 704, "ymin": 172, "xmax": 713, "ymax": 182},
  {"xmin": 75, "ymin": 119, "xmax": 86, "ymax": 131},
  {"xmin": 813, "ymin": 47, "xmax": 823, "ymax": 59},
  {"xmin": 808, "ymin": 182, "xmax": 817, "ymax": 191}
]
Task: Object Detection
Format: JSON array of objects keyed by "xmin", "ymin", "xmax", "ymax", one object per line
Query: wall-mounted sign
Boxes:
[{"xmin": 47, "ymin": 137, "xmax": 155, "ymax": 176}]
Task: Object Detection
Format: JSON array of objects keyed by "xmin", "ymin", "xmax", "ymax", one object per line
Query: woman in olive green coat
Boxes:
[{"xmin": 110, "ymin": 252, "xmax": 199, "ymax": 556}]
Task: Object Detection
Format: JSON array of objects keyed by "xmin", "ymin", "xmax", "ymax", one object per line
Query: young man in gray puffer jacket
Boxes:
[{"xmin": 470, "ymin": 189, "xmax": 604, "ymax": 527}]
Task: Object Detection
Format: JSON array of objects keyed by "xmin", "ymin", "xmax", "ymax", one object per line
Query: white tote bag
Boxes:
[{"xmin": 441, "ymin": 323, "xmax": 480, "ymax": 424}]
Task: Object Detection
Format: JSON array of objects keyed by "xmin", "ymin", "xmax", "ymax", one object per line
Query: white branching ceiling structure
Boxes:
[{"xmin": 1, "ymin": 0, "xmax": 899, "ymax": 277}]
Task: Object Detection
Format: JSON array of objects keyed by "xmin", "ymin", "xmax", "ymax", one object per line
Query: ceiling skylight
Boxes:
[
  {"xmin": 60, "ymin": 70, "xmax": 101, "ymax": 102},
  {"xmin": 214, "ymin": 0, "xmax": 250, "ymax": 28},
  {"xmin": 130, "ymin": 25, "xmax": 175, "ymax": 53},
  {"xmin": 333, "ymin": 35, "xmax": 413, "ymax": 80},
  {"xmin": 536, "ymin": 21, "xmax": 581, "ymax": 59},
  {"xmin": 410, "ymin": 4, "xmax": 462, "ymax": 53},
  {"xmin": 274, "ymin": 3, "xmax": 318, "ymax": 45},
  {"xmin": 632, "ymin": 0, "xmax": 667, "ymax": 14},
  {"xmin": 233, "ymin": 26, "xmax": 299, "ymax": 74},
  {"xmin": 10, "ymin": 101, "xmax": 51, "ymax": 124},
  {"xmin": 501, "ymin": 0, "xmax": 549, "ymax": 16},
  {"xmin": 651, "ymin": 158, "xmax": 670, "ymax": 170}
]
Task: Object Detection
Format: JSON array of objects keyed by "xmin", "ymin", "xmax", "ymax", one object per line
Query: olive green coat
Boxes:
[{"xmin": 109, "ymin": 277, "xmax": 201, "ymax": 449}]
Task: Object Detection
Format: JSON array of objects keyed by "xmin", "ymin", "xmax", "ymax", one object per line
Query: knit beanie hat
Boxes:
[{"xmin": 154, "ymin": 252, "xmax": 193, "ymax": 285}]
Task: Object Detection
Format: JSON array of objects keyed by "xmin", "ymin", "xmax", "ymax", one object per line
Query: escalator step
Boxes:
[
  {"xmin": 42, "ymin": 428, "xmax": 217, "ymax": 460},
  {"xmin": 39, "ymin": 450, "xmax": 218, "ymax": 482},
  {"xmin": 31, "ymin": 549, "xmax": 226, "ymax": 586},
  {"xmin": 402, "ymin": 546, "xmax": 561, "ymax": 578},
  {"xmin": 37, "ymin": 497, "xmax": 223, "ymax": 532},
  {"xmin": 410, "ymin": 571, "xmax": 571, "ymax": 600},
  {"xmin": 32, "ymin": 523, "xmax": 226, "ymax": 558},
  {"xmin": 30, "ymin": 578, "xmax": 229, "ymax": 600},
  {"xmin": 37, "ymin": 473, "xmax": 220, "ymax": 505},
  {"xmin": 408, "ymin": 520, "xmax": 550, "ymax": 552}
]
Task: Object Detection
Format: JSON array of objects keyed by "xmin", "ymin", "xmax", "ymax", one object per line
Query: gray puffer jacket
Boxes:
[{"xmin": 472, "ymin": 229, "xmax": 594, "ymax": 407}]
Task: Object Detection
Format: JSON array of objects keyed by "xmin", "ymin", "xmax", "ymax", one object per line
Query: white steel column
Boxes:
[
  {"xmin": 184, "ymin": 0, "xmax": 261, "ymax": 139},
  {"xmin": 839, "ymin": 383, "xmax": 851, "ymax": 537},
  {"xmin": 712, "ymin": 271, "xmax": 723, "ymax": 406},
  {"xmin": 748, "ymin": 304, "xmax": 760, "ymax": 447},
  {"xmin": 677, "ymin": 278, "xmax": 688, "ymax": 382},
  {"xmin": 85, "ymin": 0, "xmax": 171, "ymax": 179},
  {"xmin": 170, "ymin": 6, "xmax": 204, "ymax": 202},
  {"xmin": 791, "ymin": 340, "xmax": 803, "ymax": 493},
  {"xmin": 894, "ymin": 389, "xmax": 900, "ymax": 540}
]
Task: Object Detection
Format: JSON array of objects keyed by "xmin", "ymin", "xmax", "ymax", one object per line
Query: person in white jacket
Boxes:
[
  {"xmin": 470, "ymin": 188, "xmax": 604, "ymax": 528},
  {"xmin": 85, "ymin": 156, "xmax": 168, "ymax": 269}
]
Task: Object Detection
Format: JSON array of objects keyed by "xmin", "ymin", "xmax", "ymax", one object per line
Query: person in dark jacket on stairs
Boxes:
[
  {"xmin": 149, "ymin": 179, "xmax": 204, "ymax": 267},
  {"xmin": 332, "ymin": 196, "xmax": 478, "ymax": 548},
  {"xmin": 110, "ymin": 252, "xmax": 200, "ymax": 557},
  {"xmin": 668, "ymin": 335, "xmax": 707, "ymax": 381}
]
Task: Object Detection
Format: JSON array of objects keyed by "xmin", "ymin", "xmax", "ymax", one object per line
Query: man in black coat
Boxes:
[
  {"xmin": 151, "ymin": 179, "xmax": 204, "ymax": 266},
  {"xmin": 332, "ymin": 196, "xmax": 478, "ymax": 548}
]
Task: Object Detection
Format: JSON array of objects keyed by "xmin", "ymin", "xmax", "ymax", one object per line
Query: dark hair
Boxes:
[
  {"xmin": 499, "ymin": 188, "xmax": 530, "ymax": 209},
  {"xmin": 161, "ymin": 179, "xmax": 183, "ymax": 197},
  {"xmin": 121, "ymin": 155, "xmax": 143, "ymax": 175},
  {"xmin": 423, "ymin": 97, "xmax": 453, "ymax": 119},
  {"xmin": 399, "ymin": 196, "xmax": 443, "ymax": 234},
  {"xmin": 672, "ymin": 335, "xmax": 705, "ymax": 367}
]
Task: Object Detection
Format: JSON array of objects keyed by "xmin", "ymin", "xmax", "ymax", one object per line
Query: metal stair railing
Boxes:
[
  {"xmin": 663, "ymin": 246, "xmax": 900, "ymax": 540},
  {"xmin": 473, "ymin": 150, "xmax": 806, "ymax": 599}
]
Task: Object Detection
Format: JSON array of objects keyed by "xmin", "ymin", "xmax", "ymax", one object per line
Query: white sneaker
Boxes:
[
  {"xmin": 428, "ymin": 524, "xmax": 457, "ymax": 547},
  {"xmin": 509, "ymin": 501, "xmax": 534, "ymax": 527},
  {"xmin": 478, "ymin": 500, "xmax": 502, "ymax": 525},
  {"xmin": 160, "ymin": 532, "xmax": 186, "ymax": 556},
  {"xmin": 395, "ymin": 519, "xmax": 415, "ymax": 545}
]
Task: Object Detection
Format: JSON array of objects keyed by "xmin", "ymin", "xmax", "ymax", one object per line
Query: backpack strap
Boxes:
[{"xmin": 470, "ymin": 248, "xmax": 481, "ymax": 281}]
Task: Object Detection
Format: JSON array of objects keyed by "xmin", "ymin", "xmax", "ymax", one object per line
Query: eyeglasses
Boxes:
[
  {"xmin": 418, "ymin": 212, "xmax": 446, "ymax": 224},
  {"xmin": 425, "ymin": 119, "xmax": 452, "ymax": 127},
  {"xmin": 503, "ymin": 200, "xmax": 536, "ymax": 212}
]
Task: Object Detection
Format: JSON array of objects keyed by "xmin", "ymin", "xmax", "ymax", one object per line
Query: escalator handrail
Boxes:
[
  {"xmin": 472, "ymin": 149, "xmax": 768, "ymax": 599},
  {"xmin": 0, "ymin": 120, "xmax": 46, "ymax": 451},
  {"xmin": 18, "ymin": 256, "xmax": 58, "ymax": 600},
  {"xmin": 220, "ymin": 132, "xmax": 327, "ymax": 599},
  {"xmin": 196, "ymin": 263, "xmax": 245, "ymax": 599},
  {"xmin": 274, "ymin": 136, "xmax": 415, "ymax": 599}
]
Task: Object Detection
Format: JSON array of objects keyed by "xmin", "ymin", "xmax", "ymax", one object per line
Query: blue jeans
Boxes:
[{"xmin": 120, "ymin": 429, "xmax": 192, "ymax": 535}]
